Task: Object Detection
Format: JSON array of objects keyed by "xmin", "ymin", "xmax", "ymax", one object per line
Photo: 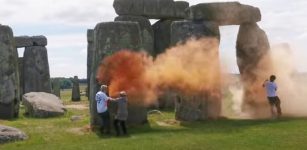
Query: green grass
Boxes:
[{"xmin": 1, "ymin": 88, "xmax": 307, "ymax": 150}]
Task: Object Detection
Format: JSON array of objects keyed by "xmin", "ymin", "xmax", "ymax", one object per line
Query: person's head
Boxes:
[
  {"xmin": 100, "ymin": 85, "xmax": 108, "ymax": 92},
  {"xmin": 270, "ymin": 75, "xmax": 276, "ymax": 82},
  {"xmin": 119, "ymin": 91, "xmax": 127, "ymax": 97}
]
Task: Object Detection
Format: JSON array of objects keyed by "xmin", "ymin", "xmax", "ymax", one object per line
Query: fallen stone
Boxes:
[
  {"xmin": 22, "ymin": 92, "xmax": 66, "ymax": 118},
  {"xmin": 14, "ymin": 36, "xmax": 32, "ymax": 48},
  {"xmin": 0, "ymin": 125, "xmax": 27, "ymax": 144},
  {"xmin": 23, "ymin": 46, "xmax": 52, "ymax": 94},
  {"xmin": 186, "ymin": 2, "xmax": 261, "ymax": 25},
  {"xmin": 171, "ymin": 20, "xmax": 220, "ymax": 45},
  {"xmin": 0, "ymin": 25, "xmax": 20, "ymax": 119},
  {"xmin": 115, "ymin": 15, "xmax": 154, "ymax": 55}
]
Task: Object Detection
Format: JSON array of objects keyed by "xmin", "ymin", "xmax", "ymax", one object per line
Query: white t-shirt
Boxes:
[
  {"xmin": 265, "ymin": 81, "xmax": 277, "ymax": 97},
  {"xmin": 95, "ymin": 91, "xmax": 109, "ymax": 113}
]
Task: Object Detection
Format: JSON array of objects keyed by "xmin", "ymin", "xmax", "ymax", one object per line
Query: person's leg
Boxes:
[
  {"xmin": 99, "ymin": 113, "xmax": 104, "ymax": 134},
  {"xmin": 101, "ymin": 111, "xmax": 111, "ymax": 134},
  {"xmin": 114, "ymin": 119, "xmax": 120, "ymax": 136},
  {"xmin": 120, "ymin": 120, "xmax": 127, "ymax": 135},
  {"xmin": 275, "ymin": 96, "xmax": 282, "ymax": 117},
  {"xmin": 268, "ymin": 97, "xmax": 275, "ymax": 118}
]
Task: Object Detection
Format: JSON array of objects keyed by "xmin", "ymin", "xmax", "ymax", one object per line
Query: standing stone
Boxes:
[
  {"xmin": 152, "ymin": 19, "xmax": 174, "ymax": 56},
  {"xmin": 90, "ymin": 22, "xmax": 143, "ymax": 127},
  {"xmin": 143, "ymin": 0, "xmax": 175, "ymax": 19},
  {"xmin": 236, "ymin": 23, "xmax": 272, "ymax": 118},
  {"xmin": 18, "ymin": 57, "xmax": 24, "ymax": 100},
  {"xmin": 52, "ymin": 78, "xmax": 61, "ymax": 98},
  {"xmin": 171, "ymin": 20, "xmax": 220, "ymax": 45},
  {"xmin": 115, "ymin": 15, "xmax": 154, "ymax": 55},
  {"xmin": 186, "ymin": 2, "xmax": 261, "ymax": 25},
  {"xmin": 71, "ymin": 76, "xmax": 81, "ymax": 101},
  {"xmin": 23, "ymin": 46, "xmax": 52, "ymax": 94},
  {"xmin": 87, "ymin": 29, "xmax": 94, "ymax": 98},
  {"xmin": 170, "ymin": 21, "xmax": 222, "ymax": 121},
  {"xmin": 0, "ymin": 25, "xmax": 20, "ymax": 119}
]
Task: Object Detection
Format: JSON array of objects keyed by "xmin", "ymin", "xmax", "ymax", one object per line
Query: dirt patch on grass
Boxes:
[
  {"xmin": 67, "ymin": 125, "xmax": 91, "ymax": 135},
  {"xmin": 156, "ymin": 119, "xmax": 180, "ymax": 127},
  {"xmin": 65, "ymin": 104, "xmax": 88, "ymax": 110}
]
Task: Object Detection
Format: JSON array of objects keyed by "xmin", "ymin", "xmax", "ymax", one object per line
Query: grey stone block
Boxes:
[
  {"xmin": 174, "ymin": 1, "xmax": 189, "ymax": 18},
  {"xmin": 23, "ymin": 46, "xmax": 51, "ymax": 94},
  {"xmin": 186, "ymin": 2, "xmax": 261, "ymax": 25},
  {"xmin": 115, "ymin": 15, "xmax": 154, "ymax": 55},
  {"xmin": 0, "ymin": 125, "xmax": 27, "ymax": 144},
  {"xmin": 14, "ymin": 36, "xmax": 32, "ymax": 48},
  {"xmin": 152, "ymin": 19, "xmax": 174, "ymax": 56},
  {"xmin": 90, "ymin": 21, "xmax": 143, "ymax": 126},
  {"xmin": 171, "ymin": 20, "xmax": 220, "ymax": 45},
  {"xmin": 113, "ymin": 0, "xmax": 144, "ymax": 16},
  {"xmin": 31, "ymin": 36, "xmax": 47, "ymax": 46},
  {"xmin": 71, "ymin": 76, "xmax": 81, "ymax": 101},
  {"xmin": 0, "ymin": 25, "xmax": 20, "ymax": 119},
  {"xmin": 87, "ymin": 29, "xmax": 94, "ymax": 43}
]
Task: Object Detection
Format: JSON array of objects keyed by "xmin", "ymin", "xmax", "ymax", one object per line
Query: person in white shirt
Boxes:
[
  {"xmin": 263, "ymin": 75, "xmax": 282, "ymax": 118},
  {"xmin": 96, "ymin": 85, "xmax": 113, "ymax": 134}
]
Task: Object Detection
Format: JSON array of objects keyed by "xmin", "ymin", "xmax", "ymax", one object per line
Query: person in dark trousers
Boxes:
[
  {"xmin": 263, "ymin": 75, "xmax": 282, "ymax": 118},
  {"xmin": 95, "ymin": 85, "xmax": 113, "ymax": 134},
  {"xmin": 112, "ymin": 91, "xmax": 128, "ymax": 136}
]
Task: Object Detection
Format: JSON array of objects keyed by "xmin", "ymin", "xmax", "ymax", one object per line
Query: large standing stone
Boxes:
[
  {"xmin": 0, "ymin": 125, "xmax": 27, "ymax": 144},
  {"xmin": 236, "ymin": 23, "xmax": 272, "ymax": 118},
  {"xmin": 71, "ymin": 76, "xmax": 81, "ymax": 101},
  {"xmin": 18, "ymin": 57, "xmax": 24, "ymax": 100},
  {"xmin": 23, "ymin": 46, "xmax": 52, "ymax": 94},
  {"xmin": 14, "ymin": 36, "xmax": 32, "ymax": 48},
  {"xmin": 0, "ymin": 25, "xmax": 20, "ymax": 119},
  {"xmin": 152, "ymin": 19, "xmax": 174, "ymax": 56},
  {"xmin": 171, "ymin": 20, "xmax": 220, "ymax": 45},
  {"xmin": 22, "ymin": 92, "xmax": 66, "ymax": 118},
  {"xmin": 87, "ymin": 29, "xmax": 94, "ymax": 98},
  {"xmin": 186, "ymin": 2, "xmax": 261, "ymax": 25},
  {"xmin": 90, "ymin": 22, "xmax": 143, "ymax": 127},
  {"xmin": 52, "ymin": 78, "xmax": 61, "ymax": 98},
  {"xmin": 113, "ymin": 0, "xmax": 189, "ymax": 19},
  {"xmin": 115, "ymin": 15, "xmax": 154, "ymax": 55}
]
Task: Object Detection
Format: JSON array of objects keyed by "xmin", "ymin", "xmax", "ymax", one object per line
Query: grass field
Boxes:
[{"xmin": 1, "ymin": 85, "xmax": 307, "ymax": 150}]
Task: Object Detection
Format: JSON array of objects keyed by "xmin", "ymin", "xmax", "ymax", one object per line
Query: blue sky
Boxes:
[{"xmin": 1, "ymin": 0, "xmax": 307, "ymax": 78}]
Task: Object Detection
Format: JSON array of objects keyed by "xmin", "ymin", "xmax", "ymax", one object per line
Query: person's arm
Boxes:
[{"xmin": 262, "ymin": 79, "xmax": 268, "ymax": 87}]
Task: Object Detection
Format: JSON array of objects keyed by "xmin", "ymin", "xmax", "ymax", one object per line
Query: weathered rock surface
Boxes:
[
  {"xmin": 152, "ymin": 19, "xmax": 174, "ymax": 56},
  {"xmin": 0, "ymin": 125, "xmax": 27, "ymax": 144},
  {"xmin": 87, "ymin": 29, "xmax": 94, "ymax": 98},
  {"xmin": 175, "ymin": 92, "xmax": 221, "ymax": 121},
  {"xmin": 14, "ymin": 36, "xmax": 47, "ymax": 48},
  {"xmin": 23, "ymin": 46, "xmax": 51, "ymax": 94},
  {"xmin": 31, "ymin": 36, "xmax": 47, "ymax": 46},
  {"xmin": 71, "ymin": 76, "xmax": 81, "ymax": 101},
  {"xmin": 90, "ymin": 21, "xmax": 143, "ymax": 126},
  {"xmin": 0, "ymin": 25, "xmax": 20, "ymax": 119},
  {"xmin": 14, "ymin": 36, "xmax": 32, "ymax": 48},
  {"xmin": 236, "ymin": 23, "xmax": 272, "ymax": 118},
  {"xmin": 18, "ymin": 57, "xmax": 24, "ymax": 100},
  {"xmin": 186, "ymin": 2, "xmax": 261, "ymax": 25},
  {"xmin": 22, "ymin": 92, "xmax": 66, "ymax": 118},
  {"xmin": 115, "ymin": 15, "xmax": 154, "ymax": 55},
  {"xmin": 52, "ymin": 78, "xmax": 61, "ymax": 98},
  {"xmin": 171, "ymin": 20, "xmax": 220, "ymax": 45},
  {"xmin": 113, "ymin": 0, "xmax": 189, "ymax": 19}
]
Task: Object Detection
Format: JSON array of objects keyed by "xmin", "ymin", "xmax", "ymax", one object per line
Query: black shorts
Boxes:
[{"xmin": 267, "ymin": 96, "xmax": 281, "ymax": 105}]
